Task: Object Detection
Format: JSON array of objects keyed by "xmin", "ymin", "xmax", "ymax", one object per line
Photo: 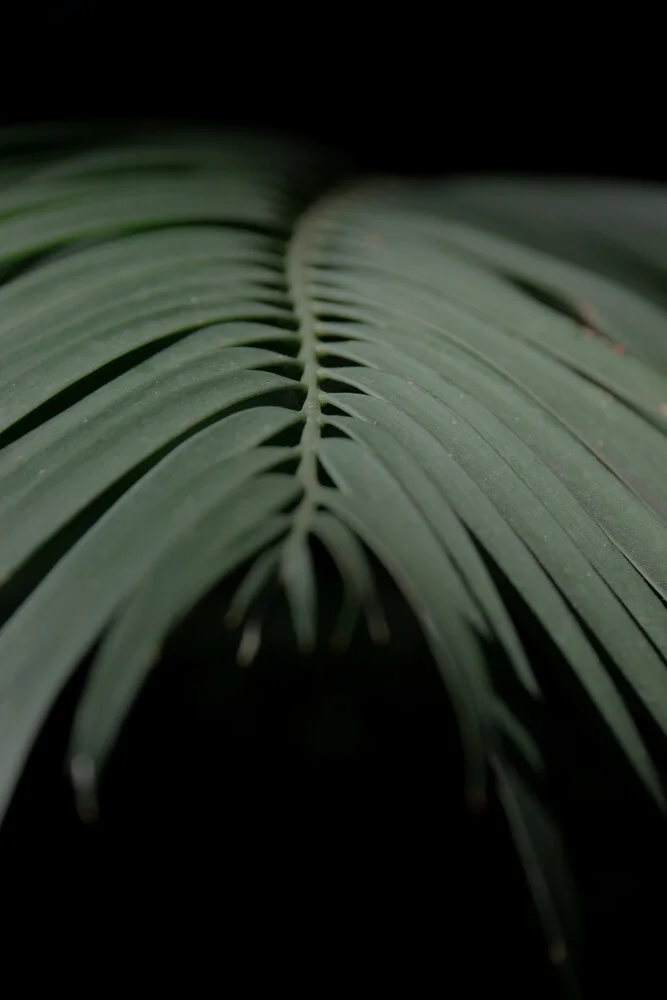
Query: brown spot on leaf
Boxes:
[
  {"xmin": 658, "ymin": 402, "xmax": 667, "ymax": 417},
  {"xmin": 578, "ymin": 301, "xmax": 600, "ymax": 338},
  {"xmin": 612, "ymin": 343, "xmax": 626, "ymax": 356}
]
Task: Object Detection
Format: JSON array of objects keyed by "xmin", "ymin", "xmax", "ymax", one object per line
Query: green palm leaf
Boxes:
[{"xmin": 1, "ymin": 126, "xmax": 666, "ymax": 988}]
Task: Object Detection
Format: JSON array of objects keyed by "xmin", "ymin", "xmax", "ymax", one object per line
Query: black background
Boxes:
[
  {"xmin": 4, "ymin": 1, "xmax": 665, "ymax": 181},
  {"xmin": 1, "ymin": 4, "xmax": 665, "ymax": 995}
]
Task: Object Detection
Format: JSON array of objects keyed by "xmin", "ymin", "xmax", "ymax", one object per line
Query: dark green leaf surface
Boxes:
[{"xmin": 0, "ymin": 128, "xmax": 665, "ymax": 981}]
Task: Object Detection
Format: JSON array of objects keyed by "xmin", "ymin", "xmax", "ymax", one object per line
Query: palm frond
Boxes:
[{"xmin": 1, "ymin": 127, "xmax": 666, "ymax": 985}]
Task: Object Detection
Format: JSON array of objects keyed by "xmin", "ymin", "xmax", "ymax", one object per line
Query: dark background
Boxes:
[
  {"xmin": 1, "ymin": 4, "xmax": 665, "ymax": 995},
  {"xmin": 4, "ymin": 0, "xmax": 665, "ymax": 181}
]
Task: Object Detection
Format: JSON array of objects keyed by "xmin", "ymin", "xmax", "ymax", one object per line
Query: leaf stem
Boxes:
[{"xmin": 285, "ymin": 199, "xmax": 327, "ymax": 542}]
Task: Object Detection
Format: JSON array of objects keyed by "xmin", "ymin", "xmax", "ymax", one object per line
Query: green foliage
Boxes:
[{"xmin": 1, "ymin": 125, "xmax": 666, "ymax": 992}]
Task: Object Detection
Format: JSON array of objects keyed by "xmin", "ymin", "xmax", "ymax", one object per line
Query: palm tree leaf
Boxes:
[
  {"xmin": 426, "ymin": 177, "xmax": 667, "ymax": 328},
  {"xmin": 315, "ymin": 233, "xmax": 667, "ymax": 428},
  {"xmin": 316, "ymin": 440, "xmax": 492, "ymax": 808},
  {"xmin": 280, "ymin": 534, "xmax": 318, "ymax": 653},
  {"xmin": 0, "ymin": 181, "xmax": 289, "ymax": 267},
  {"xmin": 492, "ymin": 754, "xmax": 580, "ymax": 995},
  {"xmin": 0, "ymin": 227, "xmax": 281, "ymax": 334},
  {"xmin": 325, "ymin": 333, "xmax": 667, "ymax": 611},
  {"xmin": 325, "ymin": 369, "xmax": 667, "ymax": 715},
  {"xmin": 1, "ymin": 128, "xmax": 666, "ymax": 978},
  {"xmin": 310, "ymin": 512, "xmax": 388, "ymax": 649},
  {"xmin": 224, "ymin": 544, "xmax": 283, "ymax": 630},
  {"xmin": 68, "ymin": 509, "xmax": 291, "ymax": 820},
  {"xmin": 338, "ymin": 185, "xmax": 667, "ymax": 374},
  {"xmin": 0, "ymin": 341, "xmax": 297, "ymax": 581},
  {"xmin": 314, "ymin": 268, "xmax": 667, "ymax": 521},
  {"xmin": 0, "ymin": 434, "xmax": 298, "ymax": 816},
  {"xmin": 322, "ymin": 391, "xmax": 663, "ymax": 805},
  {"xmin": 322, "ymin": 409, "xmax": 538, "ymax": 697}
]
